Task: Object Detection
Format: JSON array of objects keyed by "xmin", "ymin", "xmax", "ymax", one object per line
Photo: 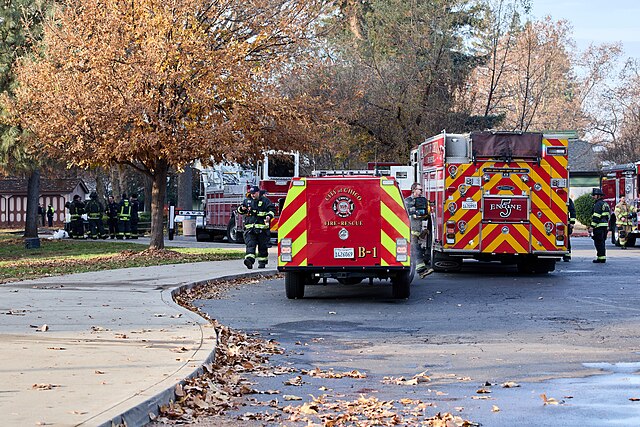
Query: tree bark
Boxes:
[
  {"xmin": 177, "ymin": 164, "xmax": 193, "ymax": 210},
  {"xmin": 24, "ymin": 169, "xmax": 40, "ymax": 238},
  {"xmin": 149, "ymin": 159, "xmax": 168, "ymax": 249}
]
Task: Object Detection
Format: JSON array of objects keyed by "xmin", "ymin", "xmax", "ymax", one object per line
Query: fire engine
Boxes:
[
  {"xmin": 277, "ymin": 174, "xmax": 412, "ymax": 299},
  {"xmin": 195, "ymin": 151, "xmax": 299, "ymax": 242},
  {"xmin": 415, "ymin": 130, "xmax": 571, "ymax": 273},
  {"xmin": 602, "ymin": 162, "xmax": 640, "ymax": 246}
]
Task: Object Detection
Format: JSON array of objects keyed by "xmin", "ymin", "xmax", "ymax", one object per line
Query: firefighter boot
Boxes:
[
  {"xmin": 244, "ymin": 257, "xmax": 254, "ymax": 269},
  {"xmin": 419, "ymin": 268, "xmax": 434, "ymax": 278},
  {"xmin": 258, "ymin": 262, "xmax": 266, "ymax": 269}
]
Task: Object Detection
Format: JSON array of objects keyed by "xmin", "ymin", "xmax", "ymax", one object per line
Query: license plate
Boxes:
[
  {"xmin": 334, "ymin": 248, "xmax": 355, "ymax": 259},
  {"xmin": 462, "ymin": 201, "xmax": 477, "ymax": 209}
]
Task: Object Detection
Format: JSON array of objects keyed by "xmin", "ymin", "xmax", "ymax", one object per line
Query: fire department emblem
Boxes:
[{"xmin": 333, "ymin": 196, "xmax": 355, "ymax": 218}]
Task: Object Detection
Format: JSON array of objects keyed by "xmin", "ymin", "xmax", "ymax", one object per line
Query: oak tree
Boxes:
[{"xmin": 10, "ymin": 0, "xmax": 328, "ymax": 248}]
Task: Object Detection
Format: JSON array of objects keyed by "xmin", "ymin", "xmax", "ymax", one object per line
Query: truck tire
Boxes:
[
  {"xmin": 431, "ymin": 251, "xmax": 462, "ymax": 272},
  {"xmin": 627, "ymin": 236, "xmax": 637, "ymax": 247},
  {"xmin": 391, "ymin": 271, "xmax": 411, "ymax": 299},
  {"xmin": 195, "ymin": 227, "xmax": 213, "ymax": 242},
  {"xmin": 226, "ymin": 216, "xmax": 244, "ymax": 244},
  {"xmin": 285, "ymin": 272, "xmax": 305, "ymax": 299}
]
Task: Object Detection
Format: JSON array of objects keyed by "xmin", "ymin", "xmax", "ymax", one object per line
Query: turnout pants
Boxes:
[
  {"xmin": 117, "ymin": 219, "xmax": 131, "ymax": 239},
  {"xmin": 593, "ymin": 227, "xmax": 607, "ymax": 259},
  {"xmin": 244, "ymin": 229, "xmax": 270, "ymax": 265},
  {"xmin": 617, "ymin": 224, "xmax": 632, "ymax": 246},
  {"xmin": 88, "ymin": 219, "xmax": 106, "ymax": 239},
  {"xmin": 71, "ymin": 218, "xmax": 84, "ymax": 239}
]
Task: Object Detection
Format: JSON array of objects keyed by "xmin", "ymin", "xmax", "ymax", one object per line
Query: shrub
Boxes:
[{"xmin": 574, "ymin": 193, "xmax": 594, "ymax": 227}]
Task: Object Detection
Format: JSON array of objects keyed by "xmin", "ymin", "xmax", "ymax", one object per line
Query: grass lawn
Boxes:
[{"xmin": 0, "ymin": 232, "xmax": 244, "ymax": 284}]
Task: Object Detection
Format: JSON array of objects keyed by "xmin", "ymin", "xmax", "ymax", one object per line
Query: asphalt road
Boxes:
[{"xmin": 194, "ymin": 236, "xmax": 640, "ymax": 426}]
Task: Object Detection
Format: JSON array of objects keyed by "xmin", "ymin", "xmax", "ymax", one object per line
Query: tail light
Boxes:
[
  {"xmin": 280, "ymin": 238, "xmax": 293, "ymax": 262},
  {"xmin": 396, "ymin": 238, "xmax": 408, "ymax": 262},
  {"xmin": 446, "ymin": 220, "xmax": 456, "ymax": 244},
  {"xmin": 555, "ymin": 223, "xmax": 565, "ymax": 246}
]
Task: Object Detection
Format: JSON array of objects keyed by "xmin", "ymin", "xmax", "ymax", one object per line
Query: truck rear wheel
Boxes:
[
  {"xmin": 226, "ymin": 216, "xmax": 244, "ymax": 244},
  {"xmin": 285, "ymin": 272, "xmax": 305, "ymax": 299},
  {"xmin": 391, "ymin": 271, "xmax": 411, "ymax": 299},
  {"xmin": 431, "ymin": 251, "xmax": 462, "ymax": 272}
]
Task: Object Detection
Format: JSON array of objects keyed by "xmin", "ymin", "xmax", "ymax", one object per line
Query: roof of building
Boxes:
[{"xmin": 0, "ymin": 179, "xmax": 89, "ymax": 195}]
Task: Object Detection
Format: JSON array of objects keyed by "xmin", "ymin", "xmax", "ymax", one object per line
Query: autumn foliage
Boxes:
[{"xmin": 10, "ymin": 0, "xmax": 329, "ymax": 248}]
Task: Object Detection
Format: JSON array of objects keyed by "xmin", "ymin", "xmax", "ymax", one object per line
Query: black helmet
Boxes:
[
  {"xmin": 248, "ymin": 185, "xmax": 260, "ymax": 194},
  {"xmin": 90, "ymin": 191, "xmax": 98, "ymax": 199},
  {"xmin": 122, "ymin": 193, "xmax": 128, "ymax": 200},
  {"xmin": 592, "ymin": 188, "xmax": 604, "ymax": 196}
]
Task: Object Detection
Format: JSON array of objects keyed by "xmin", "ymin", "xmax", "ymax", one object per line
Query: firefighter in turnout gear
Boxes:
[
  {"xmin": 614, "ymin": 195, "xmax": 636, "ymax": 249},
  {"xmin": 564, "ymin": 198, "xmax": 576, "ymax": 261},
  {"xmin": 66, "ymin": 195, "xmax": 85, "ymax": 239},
  {"xmin": 404, "ymin": 183, "xmax": 433, "ymax": 278},
  {"xmin": 237, "ymin": 186, "xmax": 275, "ymax": 269},
  {"xmin": 106, "ymin": 195, "xmax": 119, "ymax": 239},
  {"xmin": 117, "ymin": 194, "xmax": 132, "ymax": 239},
  {"xmin": 85, "ymin": 192, "xmax": 107, "ymax": 239},
  {"xmin": 589, "ymin": 188, "xmax": 610, "ymax": 263}
]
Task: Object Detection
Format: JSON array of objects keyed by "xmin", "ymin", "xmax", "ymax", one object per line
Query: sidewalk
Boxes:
[{"xmin": 0, "ymin": 252, "xmax": 277, "ymax": 427}]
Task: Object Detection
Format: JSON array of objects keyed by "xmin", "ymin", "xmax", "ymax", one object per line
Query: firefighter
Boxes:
[
  {"xmin": 589, "ymin": 188, "xmax": 610, "ymax": 263},
  {"xmin": 237, "ymin": 185, "xmax": 275, "ymax": 269},
  {"xmin": 404, "ymin": 183, "xmax": 433, "ymax": 278},
  {"xmin": 614, "ymin": 195, "xmax": 636, "ymax": 249},
  {"xmin": 106, "ymin": 195, "xmax": 119, "ymax": 239},
  {"xmin": 117, "ymin": 193, "xmax": 132, "ymax": 239},
  {"xmin": 66, "ymin": 194, "xmax": 85, "ymax": 239},
  {"xmin": 46, "ymin": 204, "xmax": 54, "ymax": 227},
  {"xmin": 564, "ymin": 198, "xmax": 576, "ymax": 261},
  {"xmin": 129, "ymin": 193, "xmax": 140, "ymax": 239},
  {"xmin": 85, "ymin": 192, "xmax": 107, "ymax": 239}
]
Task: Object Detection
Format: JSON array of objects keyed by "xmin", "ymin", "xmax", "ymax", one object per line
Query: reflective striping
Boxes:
[
  {"xmin": 381, "ymin": 178, "xmax": 405, "ymax": 207},
  {"xmin": 278, "ymin": 202, "xmax": 307, "ymax": 240},
  {"xmin": 381, "ymin": 202, "xmax": 410, "ymax": 238},
  {"xmin": 292, "ymin": 230, "xmax": 307, "ymax": 259},
  {"xmin": 380, "ymin": 229, "xmax": 397, "ymax": 262},
  {"xmin": 282, "ymin": 179, "xmax": 306, "ymax": 210}
]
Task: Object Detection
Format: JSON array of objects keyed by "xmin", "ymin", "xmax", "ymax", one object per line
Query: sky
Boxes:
[{"xmin": 531, "ymin": 0, "xmax": 640, "ymax": 60}]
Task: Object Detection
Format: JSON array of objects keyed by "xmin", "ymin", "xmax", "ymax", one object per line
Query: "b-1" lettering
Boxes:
[{"xmin": 358, "ymin": 247, "xmax": 378, "ymax": 258}]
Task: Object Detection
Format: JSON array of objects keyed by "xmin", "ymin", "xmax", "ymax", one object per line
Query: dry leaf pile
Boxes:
[{"xmin": 161, "ymin": 276, "xmax": 479, "ymax": 426}]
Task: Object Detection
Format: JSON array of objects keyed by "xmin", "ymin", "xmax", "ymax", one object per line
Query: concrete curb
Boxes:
[{"xmin": 99, "ymin": 271, "xmax": 278, "ymax": 427}]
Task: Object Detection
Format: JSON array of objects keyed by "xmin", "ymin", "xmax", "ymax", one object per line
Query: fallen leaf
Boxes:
[
  {"xmin": 37, "ymin": 324, "xmax": 49, "ymax": 332},
  {"xmin": 629, "ymin": 397, "xmax": 640, "ymax": 402},
  {"xmin": 94, "ymin": 370, "xmax": 105, "ymax": 375},
  {"xmin": 32, "ymin": 383, "xmax": 60, "ymax": 390},
  {"xmin": 283, "ymin": 395, "xmax": 302, "ymax": 401},
  {"xmin": 501, "ymin": 381, "xmax": 520, "ymax": 388},
  {"xmin": 476, "ymin": 388, "xmax": 491, "ymax": 394},
  {"xmin": 284, "ymin": 376, "xmax": 303, "ymax": 386},
  {"xmin": 492, "ymin": 405, "xmax": 500, "ymax": 412},
  {"xmin": 540, "ymin": 393, "xmax": 560, "ymax": 405},
  {"xmin": 175, "ymin": 384, "xmax": 184, "ymax": 397},
  {"xmin": 47, "ymin": 347, "xmax": 66, "ymax": 351}
]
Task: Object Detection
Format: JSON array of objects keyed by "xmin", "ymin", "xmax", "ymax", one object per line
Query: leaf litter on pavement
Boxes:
[{"xmin": 156, "ymin": 275, "xmax": 481, "ymax": 426}]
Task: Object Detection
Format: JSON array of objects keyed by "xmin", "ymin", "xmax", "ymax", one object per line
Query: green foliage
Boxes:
[{"xmin": 574, "ymin": 193, "xmax": 594, "ymax": 227}]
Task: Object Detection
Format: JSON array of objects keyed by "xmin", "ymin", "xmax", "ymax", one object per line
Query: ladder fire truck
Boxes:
[
  {"xmin": 414, "ymin": 130, "xmax": 571, "ymax": 273},
  {"xmin": 194, "ymin": 151, "xmax": 299, "ymax": 242},
  {"xmin": 602, "ymin": 162, "xmax": 640, "ymax": 246}
]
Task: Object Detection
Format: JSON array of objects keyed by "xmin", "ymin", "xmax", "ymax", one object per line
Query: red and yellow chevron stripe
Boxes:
[
  {"xmin": 379, "ymin": 178, "xmax": 411, "ymax": 267},
  {"xmin": 277, "ymin": 179, "xmax": 308, "ymax": 267}
]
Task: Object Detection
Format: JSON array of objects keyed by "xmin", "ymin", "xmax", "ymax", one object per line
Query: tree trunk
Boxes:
[
  {"xmin": 177, "ymin": 164, "xmax": 193, "ymax": 210},
  {"xmin": 24, "ymin": 169, "xmax": 40, "ymax": 238},
  {"xmin": 95, "ymin": 168, "xmax": 107, "ymax": 202},
  {"xmin": 149, "ymin": 159, "xmax": 168, "ymax": 249}
]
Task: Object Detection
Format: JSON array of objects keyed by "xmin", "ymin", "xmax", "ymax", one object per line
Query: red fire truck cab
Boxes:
[
  {"xmin": 277, "ymin": 174, "xmax": 413, "ymax": 299},
  {"xmin": 602, "ymin": 162, "xmax": 640, "ymax": 246},
  {"xmin": 195, "ymin": 151, "xmax": 299, "ymax": 242}
]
